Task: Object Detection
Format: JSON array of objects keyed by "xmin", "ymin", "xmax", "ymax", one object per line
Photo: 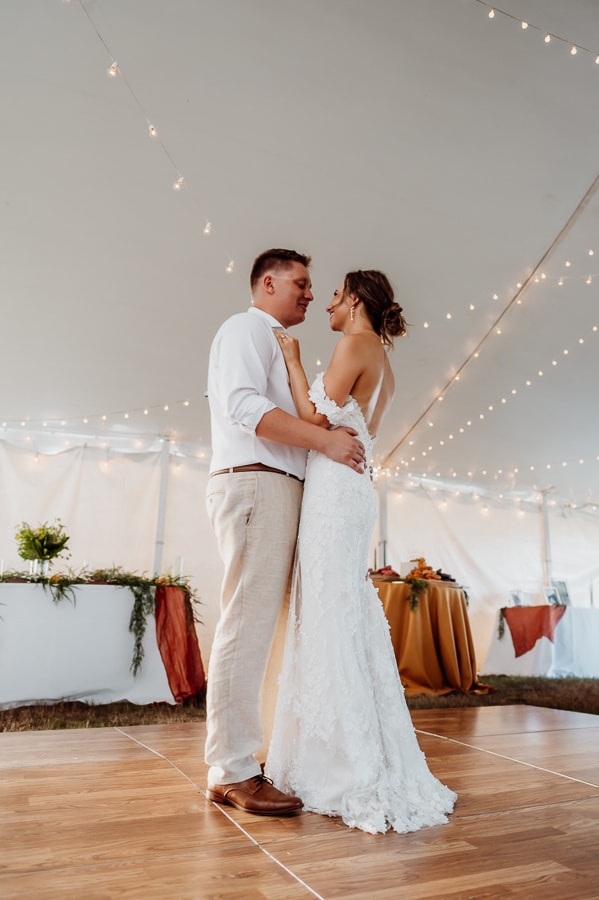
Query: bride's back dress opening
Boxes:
[{"xmin": 266, "ymin": 374, "xmax": 457, "ymax": 834}]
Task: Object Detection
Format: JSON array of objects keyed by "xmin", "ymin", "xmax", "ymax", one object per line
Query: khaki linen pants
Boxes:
[{"xmin": 205, "ymin": 471, "xmax": 303, "ymax": 786}]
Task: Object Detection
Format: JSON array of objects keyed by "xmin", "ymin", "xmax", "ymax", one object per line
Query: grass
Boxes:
[{"xmin": 0, "ymin": 676, "xmax": 597, "ymax": 732}]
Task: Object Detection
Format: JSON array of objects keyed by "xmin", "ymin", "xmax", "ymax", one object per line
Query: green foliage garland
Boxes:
[
  {"xmin": 0, "ymin": 567, "xmax": 201, "ymax": 676},
  {"xmin": 403, "ymin": 577, "xmax": 429, "ymax": 610}
]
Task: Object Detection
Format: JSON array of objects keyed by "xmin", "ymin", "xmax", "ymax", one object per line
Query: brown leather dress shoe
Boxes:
[{"xmin": 206, "ymin": 774, "xmax": 303, "ymax": 816}]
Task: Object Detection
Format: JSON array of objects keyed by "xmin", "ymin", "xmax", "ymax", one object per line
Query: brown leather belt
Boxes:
[{"xmin": 210, "ymin": 463, "xmax": 304, "ymax": 483}]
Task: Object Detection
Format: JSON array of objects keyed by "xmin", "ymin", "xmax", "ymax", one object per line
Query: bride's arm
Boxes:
[
  {"xmin": 275, "ymin": 331, "xmax": 328, "ymax": 426},
  {"xmin": 275, "ymin": 332, "xmax": 366, "ymax": 425}
]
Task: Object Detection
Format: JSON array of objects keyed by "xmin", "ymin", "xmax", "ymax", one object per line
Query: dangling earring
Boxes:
[{"xmin": 350, "ymin": 304, "xmax": 355, "ymax": 321}]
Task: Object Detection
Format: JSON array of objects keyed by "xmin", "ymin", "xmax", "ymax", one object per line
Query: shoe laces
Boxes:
[{"xmin": 252, "ymin": 773, "xmax": 273, "ymax": 787}]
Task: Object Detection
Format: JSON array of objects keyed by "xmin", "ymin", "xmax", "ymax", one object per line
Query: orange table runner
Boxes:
[
  {"xmin": 373, "ymin": 580, "xmax": 488, "ymax": 696},
  {"xmin": 154, "ymin": 585, "xmax": 206, "ymax": 701},
  {"xmin": 503, "ymin": 606, "xmax": 567, "ymax": 658}
]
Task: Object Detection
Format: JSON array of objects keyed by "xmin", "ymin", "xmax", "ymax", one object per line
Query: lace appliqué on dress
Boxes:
[{"xmin": 266, "ymin": 374, "xmax": 456, "ymax": 834}]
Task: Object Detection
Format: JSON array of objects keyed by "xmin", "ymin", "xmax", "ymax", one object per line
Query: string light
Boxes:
[
  {"xmin": 64, "ymin": 1, "xmax": 228, "ymax": 290},
  {"xmin": 203, "ymin": 221, "xmax": 212, "ymax": 235},
  {"xmin": 226, "ymin": 260, "xmax": 235, "ymax": 273},
  {"xmin": 477, "ymin": 1, "xmax": 599, "ymax": 64}
]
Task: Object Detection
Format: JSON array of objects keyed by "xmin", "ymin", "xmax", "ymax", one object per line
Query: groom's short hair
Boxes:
[{"xmin": 250, "ymin": 248, "xmax": 311, "ymax": 291}]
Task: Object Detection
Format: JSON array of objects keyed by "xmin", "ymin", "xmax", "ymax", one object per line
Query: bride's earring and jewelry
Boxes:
[{"xmin": 350, "ymin": 304, "xmax": 356, "ymax": 321}]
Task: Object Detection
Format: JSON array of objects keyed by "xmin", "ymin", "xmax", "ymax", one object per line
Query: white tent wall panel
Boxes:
[
  {"xmin": 161, "ymin": 458, "xmax": 222, "ymax": 666},
  {"xmin": 380, "ymin": 485, "xmax": 596, "ymax": 667},
  {"xmin": 549, "ymin": 510, "xmax": 599, "ymax": 608},
  {"xmin": 0, "ymin": 442, "xmax": 223, "ymax": 668},
  {"xmin": 0, "ymin": 443, "xmax": 161, "ymax": 575},
  {"xmin": 2, "ymin": 442, "xmax": 598, "ymax": 681}
]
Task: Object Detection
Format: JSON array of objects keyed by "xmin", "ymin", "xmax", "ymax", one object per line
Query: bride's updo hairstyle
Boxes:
[{"xmin": 344, "ymin": 269, "xmax": 407, "ymax": 347}]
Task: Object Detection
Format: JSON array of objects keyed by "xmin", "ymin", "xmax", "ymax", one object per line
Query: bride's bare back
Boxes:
[{"xmin": 324, "ymin": 332, "xmax": 395, "ymax": 439}]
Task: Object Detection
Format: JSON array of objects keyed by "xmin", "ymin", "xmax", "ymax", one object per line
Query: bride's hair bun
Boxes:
[{"xmin": 343, "ymin": 269, "xmax": 408, "ymax": 346}]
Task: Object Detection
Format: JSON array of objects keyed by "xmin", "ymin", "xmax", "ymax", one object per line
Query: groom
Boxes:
[{"xmin": 205, "ymin": 247, "xmax": 366, "ymax": 815}]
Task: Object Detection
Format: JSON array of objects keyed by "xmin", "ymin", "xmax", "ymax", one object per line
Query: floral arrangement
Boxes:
[{"xmin": 14, "ymin": 518, "xmax": 70, "ymax": 561}]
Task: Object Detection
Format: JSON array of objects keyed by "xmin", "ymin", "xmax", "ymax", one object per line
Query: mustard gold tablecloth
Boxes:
[{"xmin": 373, "ymin": 580, "xmax": 484, "ymax": 695}]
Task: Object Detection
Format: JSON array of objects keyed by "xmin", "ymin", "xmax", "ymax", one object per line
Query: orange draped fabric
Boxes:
[
  {"xmin": 374, "ymin": 580, "xmax": 489, "ymax": 696},
  {"xmin": 154, "ymin": 585, "xmax": 206, "ymax": 702},
  {"xmin": 503, "ymin": 605, "xmax": 567, "ymax": 658}
]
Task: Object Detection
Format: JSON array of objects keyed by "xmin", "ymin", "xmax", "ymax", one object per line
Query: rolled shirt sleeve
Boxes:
[
  {"xmin": 216, "ymin": 315, "xmax": 277, "ymax": 435},
  {"xmin": 207, "ymin": 307, "xmax": 307, "ymax": 478}
]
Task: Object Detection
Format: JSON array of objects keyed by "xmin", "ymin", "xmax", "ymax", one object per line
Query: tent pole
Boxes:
[
  {"xmin": 541, "ymin": 488, "xmax": 553, "ymax": 586},
  {"xmin": 153, "ymin": 439, "xmax": 170, "ymax": 575},
  {"xmin": 377, "ymin": 478, "xmax": 388, "ymax": 568}
]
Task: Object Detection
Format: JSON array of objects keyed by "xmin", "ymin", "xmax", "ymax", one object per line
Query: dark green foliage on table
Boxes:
[
  {"xmin": 0, "ymin": 567, "xmax": 201, "ymax": 676},
  {"xmin": 403, "ymin": 578, "xmax": 428, "ymax": 610}
]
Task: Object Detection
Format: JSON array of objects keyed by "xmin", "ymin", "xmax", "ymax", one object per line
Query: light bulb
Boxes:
[
  {"xmin": 544, "ymin": 34, "xmax": 551, "ymax": 43},
  {"xmin": 203, "ymin": 221, "xmax": 212, "ymax": 235},
  {"xmin": 488, "ymin": 9, "xmax": 495, "ymax": 19},
  {"xmin": 571, "ymin": 45, "xmax": 578, "ymax": 55},
  {"xmin": 226, "ymin": 260, "xmax": 235, "ymax": 273},
  {"xmin": 521, "ymin": 22, "xmax": 529, "ymax": 30},
  {"xmin": 107, "ymin": 61, "xmax": 119, "ymax": 78},
  {"xmin": 148, "ymin": 124, "xmax": 157, "ymax": 137},
  {"xmin": 173, "ymin": 176, "xmax": 184, "ymax": 190}
]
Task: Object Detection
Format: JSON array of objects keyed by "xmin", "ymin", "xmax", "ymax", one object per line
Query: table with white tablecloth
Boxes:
[
  {"xmin": 480, "ymin": 605, "xmax": 599, "ymax": 678},
  {"xmin": 0, "ymin": 582, "xmax": 205, "ymax": 708}
]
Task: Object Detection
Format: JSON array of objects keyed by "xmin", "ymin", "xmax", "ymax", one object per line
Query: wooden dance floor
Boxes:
[{"xmin": 1, "ymin": 706, "xmax": 598, "ymax": 898}]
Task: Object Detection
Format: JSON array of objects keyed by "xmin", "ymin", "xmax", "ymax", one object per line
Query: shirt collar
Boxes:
[{"xmin": 247, "ymin": 306, "xmax": 285, "ymax": 328}]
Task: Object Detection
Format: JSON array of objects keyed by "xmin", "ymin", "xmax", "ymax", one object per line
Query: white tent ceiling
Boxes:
[{"xmin": 1, "ymin": 0, "xmax": 598, "ymax": 509}]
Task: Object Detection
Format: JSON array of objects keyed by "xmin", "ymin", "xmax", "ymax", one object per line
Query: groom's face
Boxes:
[{"xmin": 268, "ymin": 262, "xmax": 314, "ymax": 328}]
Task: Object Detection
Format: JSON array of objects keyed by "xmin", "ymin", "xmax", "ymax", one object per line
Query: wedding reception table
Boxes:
[
  {"xmin": 480, "ymin": 605, "xmax": 599, "ymax": 678},
  {"xmin": 373, "ymin": 580, "xmax": 485, "ymax": 695},
  {"xmin": 0, "ymin": 582, "xmax": 205, "ymax": 708}
]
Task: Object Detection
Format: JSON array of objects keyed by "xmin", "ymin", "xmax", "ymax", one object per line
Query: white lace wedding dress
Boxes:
[{"xmin": 265, "ymin": 374, "xmax": 457, "ymax": 834}]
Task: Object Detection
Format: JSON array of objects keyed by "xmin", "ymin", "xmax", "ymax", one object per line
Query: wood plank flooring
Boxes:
[{"xmin": 1, "ymin": 706, "xmax": 598, "ymax": 899}]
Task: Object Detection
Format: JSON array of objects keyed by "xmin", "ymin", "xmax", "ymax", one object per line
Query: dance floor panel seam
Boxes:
[{"xmin": 2, "ymin": 706, "xmax": 598, "ymax": 899}]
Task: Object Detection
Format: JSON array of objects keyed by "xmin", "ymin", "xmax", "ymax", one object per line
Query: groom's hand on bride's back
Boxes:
[{"xmin": 324, "ymin": 427, "xmax": 366, "ymax": 472}]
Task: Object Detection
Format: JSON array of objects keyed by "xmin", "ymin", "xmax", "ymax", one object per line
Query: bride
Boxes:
[{"xmin": 265, "ymin": 269, "xmax": 457, "ymax": 835}]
